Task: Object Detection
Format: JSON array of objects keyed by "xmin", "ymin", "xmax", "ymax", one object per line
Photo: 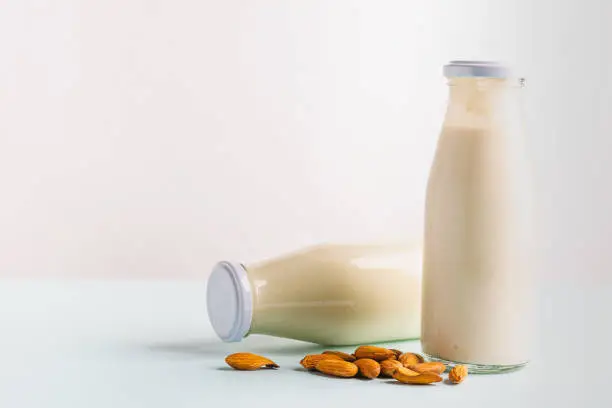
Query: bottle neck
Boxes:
[{"xmin": 444, "ymin": 77, "xmax": 512, "ymax": 129}]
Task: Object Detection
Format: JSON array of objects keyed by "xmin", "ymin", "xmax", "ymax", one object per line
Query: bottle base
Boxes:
[{"xmin": 423, "ymin": 353, "xmax": 528, "ymax": 374}]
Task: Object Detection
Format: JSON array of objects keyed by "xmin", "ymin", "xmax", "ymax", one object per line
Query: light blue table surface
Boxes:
[{"xmin": 0, "ymin": 281, "xmax": 608, "ymax": 407}]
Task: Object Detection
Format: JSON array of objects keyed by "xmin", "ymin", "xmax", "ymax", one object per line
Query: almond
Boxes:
[
  {"xmin": 300, "ymin": 354, "xmax": 344, "ymax": 370},
  {"xmin": 449, "ymin": 365, "xmax": 468, "ymax": 384},
  {"xmin": 393, "ymin": 366, "xmax": 420, "ymax": 377},
  {"xmin": 379, "ymin": 359, "xmax": 404, "ymax": 377},
  {"xmin": 315, "ymin": 359, "xmax": 359, "ymax": 378},
  {"xmin": 354, "ymin": 345, "xmax": 395, "ymax": 361},
  {"xmin": 390, "ymin": 349, "xmax": 403, "ymax": 359},
  {"xmin": 398, "ymin": 352, "xmax": 425, "ymax": 367},
  {"xmin": 323, "ymin": 350, "xmax": 357, "ymax": 362},
  {"xmin": 354, "ymin": 358, "xmax": 380, "ymax": 379},
  {"xmin": 393, "ymin": 367, "xmax": 442, "ymax": 385},
  {"xmin": 225, "ymin": 352, "xmax": 279, "ymax": 370},
  {"xmin": 407, "ymin": 362, "xmax": 446, "ymax": 375}
]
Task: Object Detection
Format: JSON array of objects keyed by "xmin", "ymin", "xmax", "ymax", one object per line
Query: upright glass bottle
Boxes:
[{"xmin": 422, "ymin": 61, "xmax": 532, "ymax": 373}]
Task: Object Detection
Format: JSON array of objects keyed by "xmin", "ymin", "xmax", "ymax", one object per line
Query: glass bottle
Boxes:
[
  {"xmin": 207, "ymin": 244, "xmax": 422, "ymax": 345},
  {"xmin": 421, "ymin": 61, "xmax": 532, "ymax": 373}
]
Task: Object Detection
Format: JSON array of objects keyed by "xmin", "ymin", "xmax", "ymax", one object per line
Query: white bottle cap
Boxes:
[
  {"xmin": 206, "ymin": 261, "xmax": 253, "ymax": 342},
  {"xmin": 444, "ymin": 60, "xmax": 508, "ymax": 78}
]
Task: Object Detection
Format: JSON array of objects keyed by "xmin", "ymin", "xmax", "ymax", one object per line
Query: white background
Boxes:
[
  {"xmin": 1, "ymin": 2, "xmax": 611, "ymax": 406},
  {"xmin": 1, "ymin": 0, "xmax": 611, "ymax": 284}
]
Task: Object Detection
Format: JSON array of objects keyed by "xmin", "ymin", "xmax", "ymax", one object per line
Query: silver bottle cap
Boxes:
[
  {"xmin": 206, "ymin": 261, "xmax": 252, "ymax": 342},
  {"xmin": 443, "ymin": 61, "xmax": 508, "ymax": 78}
]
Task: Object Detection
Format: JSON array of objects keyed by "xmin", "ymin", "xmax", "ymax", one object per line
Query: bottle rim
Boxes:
[{"xmin": 444, "ymin": 60, "xmax": 509, "ymax": 79}]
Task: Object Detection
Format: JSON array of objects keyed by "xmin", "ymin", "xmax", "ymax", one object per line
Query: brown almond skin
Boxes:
[
  {"xmin": 449, "ymin": 365, "xmax": 468, "ymax": 384},
  {"xmin": 225, "ymin": 353, "xmax": 279, "ymax": 370},
  {"xmin": 380, "ymin": 359, "xmax": 404, "ymax": 377},
  {"xmin": 315, "ymin": 359, "xmax": 359, "ymax": 378},
  {"xmin": 354, "ymin": 345, "xmax": 395, "ymax": 361},
  {"xmin": 300, "ymin": 354, "xmax": 343, "ymax": 370},
  {"xmin": 398, "ymin": 352, "xmax": 425, "ymax": 367},
  {"xmin": 407, "ymin": 362, "xmax": 446, "ymax": 375},
  {"xmin": 394, "ymin": 366, "xmax": 421, "ymax": 377},
  {"xmin": 354, "ymin": 358, "xmax": 381, "ymax": 379},
  {"xmin": 323, "ymin": 350, "xmax": 357, "ymax": 362},
  {"xmin": 393, "ymin": 367, "xmax": 442, "ymax": 385}
]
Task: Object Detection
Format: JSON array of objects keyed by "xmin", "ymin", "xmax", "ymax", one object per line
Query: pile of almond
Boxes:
[{"xmin": 225, "ymin": 345, "xmax": 468, "ymax": 385}]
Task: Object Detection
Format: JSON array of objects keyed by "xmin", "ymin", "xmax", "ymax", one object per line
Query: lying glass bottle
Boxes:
[{"xmin": 206, "ymin": 244, "xmax": 422, "ymax": 345}]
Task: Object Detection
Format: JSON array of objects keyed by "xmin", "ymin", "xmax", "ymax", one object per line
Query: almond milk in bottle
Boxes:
[
  {"xmin": 207, "ymin": 244, "xmax": 423, "ymax": 345},
  {"xmin": 422, "ymin": 61, "xmax": 532, "ymax": 373}
]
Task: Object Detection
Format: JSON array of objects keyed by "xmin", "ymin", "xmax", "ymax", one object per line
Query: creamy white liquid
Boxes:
[
  {"xmin": 246, "ymin": 244, "xmax": 422, "ymax": 345},
  {"xmin": 422, "ymin": 79, "xmax": 532, "ymax": 366}
]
